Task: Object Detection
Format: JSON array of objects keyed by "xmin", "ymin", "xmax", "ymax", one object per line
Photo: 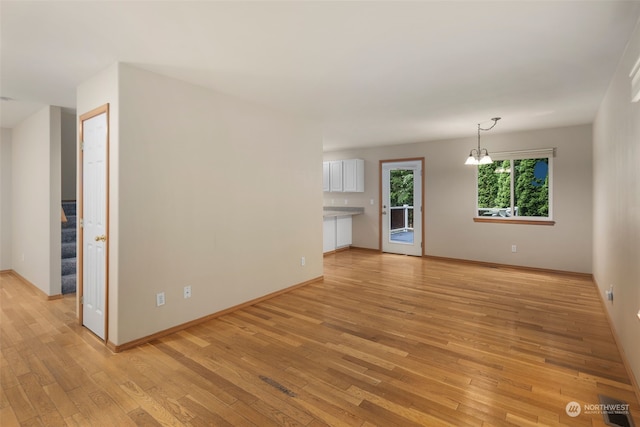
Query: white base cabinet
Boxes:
[
  {"xmin": 336, "ymin": 216, "xmax": 352, "ymax": 247},
  {"xmin": 323, "ymin": 218, "xmax": 337, "ymax": 253},
  {"xmin": 323, "ymin": 215, "xmax": 353, "ymax": 253}
]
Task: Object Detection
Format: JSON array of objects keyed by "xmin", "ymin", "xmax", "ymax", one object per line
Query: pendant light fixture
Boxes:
[{"xmin": 464, "ymin": 117, "xmax": 501, "ymax": 165}]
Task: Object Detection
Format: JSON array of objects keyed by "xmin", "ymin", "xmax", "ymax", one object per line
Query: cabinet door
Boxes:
[
  {"xmin": 322, "ymin": 162, "xmax": 330, "ymax": 192},
  {"xmin": 336, "ymin": 216, "xmax": 352, "ymax": 248},
  {"xmin": 342, "ymin": 159, "xmax": 364, "ymax": 192},
  {"xmin": 323, "ymin": 218, "xmax": 336, "ymax": 252},
  {"xmin": 329, "ymin": 161, "xmax": 343, "ymax": 192}
]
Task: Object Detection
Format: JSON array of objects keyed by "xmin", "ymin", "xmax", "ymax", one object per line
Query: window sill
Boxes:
[{"xmin": 473, "ymin": 217, "xmax": 555, "ymax": 226}]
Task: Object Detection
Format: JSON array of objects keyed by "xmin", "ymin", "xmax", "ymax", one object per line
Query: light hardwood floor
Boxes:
[{"xmin": 1, "ymin": 249, "xmax": 639, "ymax": 426}]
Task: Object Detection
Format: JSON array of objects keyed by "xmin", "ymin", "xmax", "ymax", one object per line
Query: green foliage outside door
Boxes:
[{"xmin": 390, "ymin": 170, "xmax": 414, "ymax": 207}]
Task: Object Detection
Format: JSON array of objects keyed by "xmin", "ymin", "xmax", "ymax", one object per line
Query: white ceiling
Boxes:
[{"xmin": 1, "ymin": 1, "xmax": 639, "ymax": 151}]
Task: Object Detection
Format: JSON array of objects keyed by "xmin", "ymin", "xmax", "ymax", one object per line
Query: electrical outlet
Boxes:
[
  {"xmin": 511, "ymin": 245, "xmax": 517, "ymax": 253},
  {"xmin": 301, "ymin": 256, "xmax": 306, "ymax": 266},
  {"xmin": 184, "ymin": 286, "xmax": 191, "ymax": 299},
  {"xmin": 370, "ymin": 199, "xmax": 374, "ymax": 205},
  {"xmin": 156, "ymin": 292, "xmax": 165, "ymax": 306},
  {"xmin": 344, "ymin": 199, "xmax": 348, "ymax": 205}
]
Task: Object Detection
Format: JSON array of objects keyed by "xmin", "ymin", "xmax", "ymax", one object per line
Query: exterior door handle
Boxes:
[{"xmin": 95, "ymin": 235, "xmax": 107, "ymax": 242}]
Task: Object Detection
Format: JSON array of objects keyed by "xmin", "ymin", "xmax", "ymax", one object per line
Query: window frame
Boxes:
[{"xmin": 473, "ymin": 148, "xmax": 555, "ymax": 226}]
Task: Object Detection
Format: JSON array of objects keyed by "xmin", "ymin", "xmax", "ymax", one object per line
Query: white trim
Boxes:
[
  {"xmin": 548, "ymin": 155, "xmax": 554, "ymax": 219},
  {"xmin": 630, "ymin": 54, "xmax": 640, "ymax": 103},
  {"xmin": 491, "ymin": 147, "xmax": 555, "ymax": 161}
]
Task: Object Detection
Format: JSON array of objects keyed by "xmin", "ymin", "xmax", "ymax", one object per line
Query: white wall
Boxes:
[
  {"xmin": 324, "ymin": 124, "xmax": 593, "ymax": 274},
  {"xmin": 10, "ymin": 106, "xmax": 62, "ymax": 295},
  {"xmin": 61, "ymin": 110, "xmax": 77, "ymax": 201},
  {"xmin": 0, "ymin": 128, "xmax": 12, "ymax": 270},
  {"xmin": 78, "ymin": 63, "xmax": 323, "ymax": 346},
  {"xmin": 593, "ymin": 18, "xmax": 640, "ymax": 388}
]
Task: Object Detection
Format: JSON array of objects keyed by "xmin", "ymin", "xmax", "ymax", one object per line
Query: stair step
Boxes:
[
  {"xmin": 62, "ymin": 228, "xmax": 76, "ymax": 243},
  {"xmin": 62, "ymin": 215, "xmax": 77, "ymax": 229},
  {"xmin": 62, "ymin": 257, "xmax": 76, "ymax": 276},
  {"xmin": 61, "ymin": 202, "xmax": 77, "ymax": 216},
  {"xmin": 61, "ymin": 242, "xmax": 76, "ymax": 259},
  {"xmin": 62, "ymin": 274, "xmax": 76, "ymax": 294},
  {"xmin": 61, "ymin": 201, "xmax": 78, "ymax": 295}
]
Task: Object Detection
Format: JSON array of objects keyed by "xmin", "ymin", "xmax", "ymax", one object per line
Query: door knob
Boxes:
[{"xmin": 95, "ymin": 235, "xmax": 107, "ymax": 242}]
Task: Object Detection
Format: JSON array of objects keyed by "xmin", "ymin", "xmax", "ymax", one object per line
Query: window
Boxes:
[{"xmin": 475, "ymin": 148, "xmax": 554, "ymax": 225}]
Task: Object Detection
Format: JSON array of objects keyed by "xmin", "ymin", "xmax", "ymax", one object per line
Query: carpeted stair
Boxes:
[{"xmin": 61, "ymin": 201, "xmax": 77, "ymax": 294}]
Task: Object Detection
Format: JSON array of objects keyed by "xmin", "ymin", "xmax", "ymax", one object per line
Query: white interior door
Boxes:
[
  {"xmin": 81, "ymin": 109, "xmax": 108, "ymax": 339},
  {"xmin": 381, "ymin": 160, "xmax": 423, "ymax": 256}
]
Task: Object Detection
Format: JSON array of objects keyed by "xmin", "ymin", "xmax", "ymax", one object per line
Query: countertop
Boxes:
[{"xmin": 323, "ymin": 206, "xmax": 365, "ymax": 218}]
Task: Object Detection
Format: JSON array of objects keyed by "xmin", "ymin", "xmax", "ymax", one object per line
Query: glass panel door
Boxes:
[{"xmin": 381, "ymin": 160, "xmax": 422, "ymax": 256}]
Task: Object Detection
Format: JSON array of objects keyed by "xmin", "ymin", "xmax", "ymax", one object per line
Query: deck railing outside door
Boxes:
[{"xmin": 390, "ymin": 205, "xmax": 414, "ymax": 233}]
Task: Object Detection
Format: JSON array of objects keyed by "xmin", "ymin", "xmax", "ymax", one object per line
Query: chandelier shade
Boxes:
[{"xmin": 465, "ymin": 117, "xmax": 500, "ymax": 165}]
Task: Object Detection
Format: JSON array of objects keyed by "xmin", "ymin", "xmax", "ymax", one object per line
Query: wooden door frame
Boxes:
[
  {"xmin": 378, "ymin": 157, "xmax": 425, "ymax": 256},
  {"xmin": 78, "ymin": 103, "xmax": 110, "ymax": 344}
]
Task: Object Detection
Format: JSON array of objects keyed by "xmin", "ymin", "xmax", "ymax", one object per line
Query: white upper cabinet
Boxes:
[
  {"xmin": 323, "ymin": 159, "xmax": 364, "ymax": 192},
  {"xmin": 329, "ymin": 161, "xmax": 343, "ymax": 192},
  {"xmin": 342, "ymin": 159, "xmax": 364, "ymax": 192},
  {"xmin": 322, "ymin": 162, "xmax": 330, "ymax": 192}
]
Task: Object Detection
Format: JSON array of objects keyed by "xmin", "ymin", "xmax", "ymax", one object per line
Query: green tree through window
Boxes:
[
  {"xmin": 477, "ymin": 157, "xmax": 550, "ymax": 218},
  {"xmin": 515, "ymin": 159, "xmax": 549, "ymax": 216}
]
